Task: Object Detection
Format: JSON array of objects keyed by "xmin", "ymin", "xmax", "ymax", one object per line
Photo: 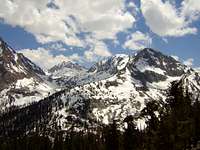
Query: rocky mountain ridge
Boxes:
[
  {"xmin": 0, "ymin": 37, "xmax": 199, "ymax": 133},
  {"xmin": 0, "ymin": 38, "xmax": 55, "ymax": 111},
  {"xmin": 40, "ymin": 48, "xmax": 199, "ymax": 130}
]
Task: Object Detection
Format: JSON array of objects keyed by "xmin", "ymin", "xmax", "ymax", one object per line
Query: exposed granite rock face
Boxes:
[
  {"xmin": 0, "ymin": 38, "xmax": 45, "ymax": 90},
  {"xmin": 88, "ymin": 54, "xmax": 129, "ymax": 75},
  {"xmin": 131, "ymin": 48, "xmax": 186, "ymax": 75},
  {"xmin": 48, "ymin": 61, "xmax": 85, "ymax": 73},
  {"xmin": 125, "ymin": 48, "xmax": 186, "ymax": 88},
  {"xmin": 0, "ymin": 38, "xmax": 54, "ymax": 111}
]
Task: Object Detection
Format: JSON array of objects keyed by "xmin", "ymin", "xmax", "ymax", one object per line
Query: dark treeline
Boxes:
[
  {"xmin": 0, "ymin": 81, "xmax": 200, "ymax": 150},
  {"xmin": 0, "ymin": 89, "xmax": 67, "ymax": 137},
  {"xmin": 0, "ymin": 120, "xmax": 142, "ymax": 150}
]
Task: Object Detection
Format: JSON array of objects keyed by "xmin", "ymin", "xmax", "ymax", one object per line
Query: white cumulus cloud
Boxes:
[
  {"xmin": 141, "ymin": 0, "xmax": 197, "ymax": 37},
  {"xmin": 183, "ymin": 58, "xmax": 194, "ymax": 67},
  {"xmin": 181, "ymin": 0, "xmax": 200, "ymax": 21},
  {"xmin": 123, "ymin": 31, "xmax": 151, "ymax": 50},
  {"xmin": 0, "ymin": 0, "xmax": 135, "ymax": 46},
  {"xmin": 0, "ymin": 0, "xmax": 137, "ymax": 62},
  {"xmin": 84, "ymin": 37, "xmax": 112, "ymax": 61},
  {"xmin": 19, "ymin": 48, "xmax": 80, "ymax": 70}
]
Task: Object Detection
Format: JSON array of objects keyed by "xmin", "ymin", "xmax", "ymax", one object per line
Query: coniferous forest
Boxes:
[{"xmin": 0, "ymin": 82, "xmax": 200, "ymax": 150}]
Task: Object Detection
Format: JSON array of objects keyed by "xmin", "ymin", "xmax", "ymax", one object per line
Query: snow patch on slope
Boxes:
[
  {"xmin": 135, "ymin": 57, "xmax": 166, "ymax": 75},
  {"xmin": 0, "ymin": 77, "xmax": 56, "ymax": 110}
]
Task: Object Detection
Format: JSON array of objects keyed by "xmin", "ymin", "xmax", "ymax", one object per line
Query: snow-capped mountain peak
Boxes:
[
  {"xmin": 48, "ymin": 61, "xmax": 87, "ymax": 87},
  {"xmin": 0, "ymin": 37, "xmax": 45, "ymax": 77},
  {"xmin": 39, "ymin": 48, "xmax": 191, "ymax": 130},
  {"xmin": 132, "ymin": 48, "xmax": 186, "ymax": 76},
  {"xmin": 0, "ymin": 45, "xmax": 199, "ymax": 133},
  {"xmin": 0, "ymin": 37, "xmax": 55, "ymax": 111},
  {"xmin": 88, "ymin": 54, "xmax": 129, "ymax": 74},
  {"xmin": 121, "ymin": 48, "xmax": 187, "ymax": 89},
  {"xmin": 0, "ymin": 37, "xmax": 16, "ymax": 55},
  {"xmin": 48, "ymin": 61, "xmax": 86, "ymax": 73}
]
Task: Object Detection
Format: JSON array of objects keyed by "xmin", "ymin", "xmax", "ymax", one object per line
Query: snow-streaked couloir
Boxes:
[{"xmin": 0, "ymin": 37, "xmax": 55, "ymax": 111}]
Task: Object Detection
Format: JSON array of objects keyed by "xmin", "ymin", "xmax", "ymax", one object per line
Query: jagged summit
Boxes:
[
  {"xmin": 48, "ymin": 49, "xmax": 188, "ymax": 89},
  {"xmin": 136, "ymin": 48, "xmax": 160, "ymax": 54},
  {"xmin": 130, "ymin": 48, "xmax": 186, "ymax": 76},
  {"xmin": 88, "ymin": 48, "xmax": 184, "ymax": 75},
  {"xmin": 48, "ymin": 61, "xmax": 85, "ymax": 73},
  {"xmin": 0, "ymin": 37, "xmax": 45, "ymax": 89},
  {"xmin": 0, "ymin": 37, "xmax": 15, "ymax": 53},
  {"xmin": 88, "ymin": 54, "xmax": 129, "ymax": 74},
  {"xmin": 0, "ymin": 37, "xmax": 44, "ymax": 74},
  {"xmin": 48, "ymin": 61, "xmax": 87, "ymax": 87},
  {"xmin": 85, "ymin": 48, "xmax": 186, "ymax": 85},
  {"xmin": 134, "ymin": 48, "xmax": 180, "ymax": 66},
  {"xmin": 0, "ymin": 37, "xmax": 54, "ymax": 110}
]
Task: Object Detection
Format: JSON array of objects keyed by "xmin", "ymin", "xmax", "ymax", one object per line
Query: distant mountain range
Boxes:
[{"xmin": 0, "ymin": 37, "xmax": 199, "ymax": 133}]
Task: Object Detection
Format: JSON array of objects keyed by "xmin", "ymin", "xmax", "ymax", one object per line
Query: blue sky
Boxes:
[{"xmin": 0, "ymin": 0, "xmax": 199, "ymax": 69}]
